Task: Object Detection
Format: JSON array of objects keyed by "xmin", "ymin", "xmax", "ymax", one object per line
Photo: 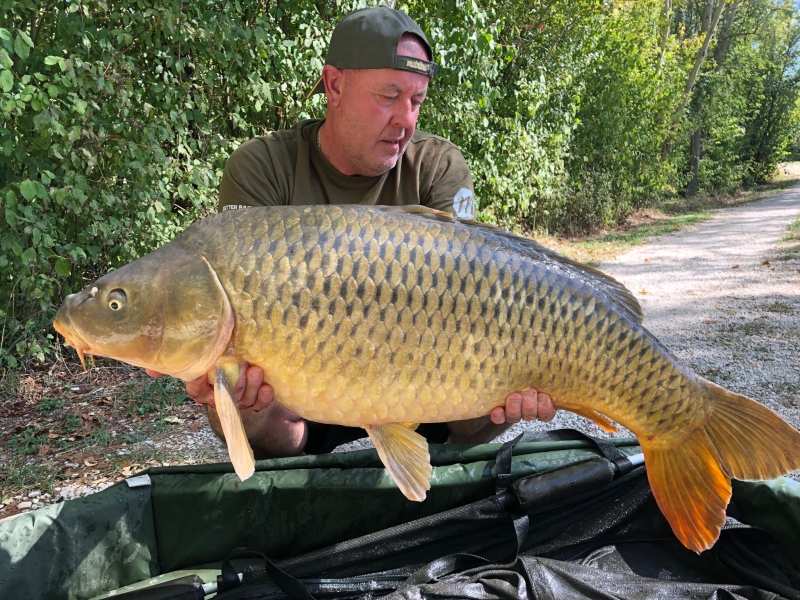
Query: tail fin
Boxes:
[{"xmin": 641, "ymin": 379, "xmax": 800, "ymax": 553}]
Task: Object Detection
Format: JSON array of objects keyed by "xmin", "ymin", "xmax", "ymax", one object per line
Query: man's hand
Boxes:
[
  {"xmin": 490, "ymin": 389, "xmax": 556, "ymax": 425},
  {"xmin": 145, "ymin": 365, "xmax": 275, "ymax": 411},
  {"xmin": 447, "ymin": 388, "xmax": 557, "ymax": 444}
]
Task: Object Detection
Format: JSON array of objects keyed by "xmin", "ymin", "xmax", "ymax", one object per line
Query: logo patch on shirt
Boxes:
[{"xmin": 454, "ymin": 188, "xmax": 475, "ymax": 220}]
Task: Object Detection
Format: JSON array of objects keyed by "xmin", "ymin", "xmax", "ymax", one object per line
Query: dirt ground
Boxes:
[
  {"xmin": 0, "ymin": 364, "xmax": 228, "ymax": 517},
  {"xmin": 2, "ymin": 166, "xmax": 800, "ymax": 517}
]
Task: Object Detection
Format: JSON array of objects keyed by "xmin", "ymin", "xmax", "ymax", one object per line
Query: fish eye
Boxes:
[{"xmin": 108, "ymin": 289, "xmax": 127, "ymax": 311}]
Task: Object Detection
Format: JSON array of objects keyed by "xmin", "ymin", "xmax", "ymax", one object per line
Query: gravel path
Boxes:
[{"xmin": 501, "ymin": 181, "xmax": 800, "ymax": 475}]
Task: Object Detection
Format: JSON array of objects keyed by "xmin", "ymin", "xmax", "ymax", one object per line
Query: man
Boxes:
[{"xmin": 149, "ymin": 6, "xmax": 557, "ymax": 457}]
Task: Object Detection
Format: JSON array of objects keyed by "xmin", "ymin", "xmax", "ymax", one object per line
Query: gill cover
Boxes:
[{"xmin": 53, "ymin": 245, "xmax": 234, "ymax": 381}]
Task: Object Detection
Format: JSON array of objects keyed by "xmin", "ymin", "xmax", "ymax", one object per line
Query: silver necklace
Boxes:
[{"xmin": 317, "ymin": 123, "xmax": 324, "ymax": 153}]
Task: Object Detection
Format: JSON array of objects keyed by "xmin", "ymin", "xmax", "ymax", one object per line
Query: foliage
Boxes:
[
  {"xmin": 679, "ymin": 0, "xmax": 800, "ymax": 190},
  {"xmin": 737, "ymin": 21, "xmax": 800, "ymax": 184},
  {"xmin": 0, "ymin": 0, "xmax": 361, "ymax": 366},
  {"xmin": 1, "ymin": 0, "xmax": 799, "ymax": 366}
]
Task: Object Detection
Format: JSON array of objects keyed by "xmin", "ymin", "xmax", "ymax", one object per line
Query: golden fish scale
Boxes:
[{"xmin": 182, "ymin": 206, "xmax": 705, "ymax": 439}]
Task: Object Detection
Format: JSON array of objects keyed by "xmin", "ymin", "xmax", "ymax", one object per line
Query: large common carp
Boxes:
[{"xmin": 54, "ymin": 205, "xmax": 800, "ymax": 553}]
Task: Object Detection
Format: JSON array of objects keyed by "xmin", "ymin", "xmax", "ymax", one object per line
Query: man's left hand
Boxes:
[{"xmin": 491, "ymin": 389, "xmax": 556, "ymax": 424}]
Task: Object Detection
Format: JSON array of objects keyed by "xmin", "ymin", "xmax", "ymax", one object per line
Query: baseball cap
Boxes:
[{"xmin": 308, "ymin": 6, "xmax": 438, "ymax": 97}]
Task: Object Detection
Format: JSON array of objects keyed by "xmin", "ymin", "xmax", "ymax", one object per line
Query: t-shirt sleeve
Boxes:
[
  {"xmin": 424, "ymin": 144, "xmax": 476, "ymax": 219},
  {"xmin": 217, "ymin": 138, "xmax": 291, "ymax": 212}
]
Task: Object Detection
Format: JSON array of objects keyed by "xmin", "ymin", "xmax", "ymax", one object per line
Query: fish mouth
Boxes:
[{"xmin": 53, "ymin": 311, "xmax": 94, "ymax": 370}]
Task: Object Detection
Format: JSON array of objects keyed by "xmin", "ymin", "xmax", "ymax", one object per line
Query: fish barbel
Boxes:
[{"xmin": 53, "ymin": 205, "xmax": 800, "ymax": 553}]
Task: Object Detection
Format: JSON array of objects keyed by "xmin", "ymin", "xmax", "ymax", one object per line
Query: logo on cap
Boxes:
[{"xmin": 404, "ymin": 58, "xmax": 433, "ymax": 74}]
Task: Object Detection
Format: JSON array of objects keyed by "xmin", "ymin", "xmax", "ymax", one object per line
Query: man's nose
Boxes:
[{"xmin": 390, "ymin": 99, "xmax": 418, "ymax": 131}]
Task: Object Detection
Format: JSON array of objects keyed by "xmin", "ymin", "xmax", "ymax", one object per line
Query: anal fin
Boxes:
[
  {"xmin": 556, "ymin": 402, "xmax": 619, "ymax": 433},
  {"xmin": 365, "ymin": 424, "xmax": 431, "ymax": 501},
  {"xmin": 214, "ymin": 362, "xmax": 255, "ymax": 481}
]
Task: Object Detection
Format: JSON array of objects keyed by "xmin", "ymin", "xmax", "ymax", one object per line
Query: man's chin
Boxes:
[{"xmin": 372, "ymin": 154, "xmax": 401, "ymax": 175}]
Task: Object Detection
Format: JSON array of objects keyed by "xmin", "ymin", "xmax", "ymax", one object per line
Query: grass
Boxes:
[
  {"xmin": 540, "ymin": 167, "xmax": 800, "ymax": 263},
  {"xmin": 761, "ymin": 301, "xmax": 794, "ymax": 314},
  {"xmin": 778, "ymin": 216, "xmax": 800, "ymax": 260},
  {"xmin": 741, "ymin": 320, "xmax": 777, "ymax": 336},
  {"xmin": 38, "ymin": 396, "xmax": 64, "ymax": 412},
  {"xmin": 116, "ymin": 376, "xmax": 189, "ymax": 416},
  {"xmin": 546, "ymin": 212, "xmax": 710, "ymax": 265},
  {"xmin": 0, "ymin": 370, "xmax": 19, "ymax": 408},
  {"xmin": 0, "ymin": 458, "xmax": 65, "ymax": 499},
  {"xmin": 779, "ymin": 375, "xmax": 800, "ymax": 395},
  {"xmin": 7, "ymin": 429, "xmax": 43, "ymax": 456}
]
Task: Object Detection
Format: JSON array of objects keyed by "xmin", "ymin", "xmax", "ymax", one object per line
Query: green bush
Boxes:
[{"xmin": 0, "ymin": 0, "xmax": 347, "ymax": 366}]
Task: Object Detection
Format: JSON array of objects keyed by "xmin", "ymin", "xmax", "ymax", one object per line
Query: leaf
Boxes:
[
  {"xmin": 164, "ymin": 416, "xmax": 182, "ymax": 424},
  {"xmin": 19, "ymin": 180, "xmax": 36, "ymax": 201},
  {"xmin": 44, "ymin": 56, "xmax": 65, "ymax": 69},
  {"xmin": 13, "ymin": 34, "xmax": 30, "ymax": 60},
  {"xmin": 0, "ymin": 69, "xmax": 11, "ymax": 93},
  {"xmin": 21, "ymin": 247, "xmax": 36, "ymax": 264},
  {"xmin": 55, "ymin": 257, "xmax": 71, "ymax": 277},
  {"xmin": 34, "ymin": 181, "xmax": 47, "ymax": 198},
  {"xmin": 17, "ymin": 30, "xmax": 33, "ymax": 48}
]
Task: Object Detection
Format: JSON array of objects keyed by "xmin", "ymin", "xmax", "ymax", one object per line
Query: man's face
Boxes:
[{"xmin": 329, "ymin": 44, "xmax": 430, "ymax": 177}]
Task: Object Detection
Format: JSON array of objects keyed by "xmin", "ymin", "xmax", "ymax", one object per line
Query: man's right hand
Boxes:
[{"xmin": 145, "ymin": 365, "xmax": 275, "ymax": 411}]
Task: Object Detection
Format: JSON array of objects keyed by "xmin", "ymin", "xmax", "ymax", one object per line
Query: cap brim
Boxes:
[{"xmin": 307, "ymin": 75, "xmax": 325, "ymax": 99}]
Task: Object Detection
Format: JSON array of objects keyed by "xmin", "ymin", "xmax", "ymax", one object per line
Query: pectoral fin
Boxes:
[
  {"xmin": 365, "ymin": 424, "xmax": 431, "ymax": 501},
  {"xmin": 214, "ymin": 361, "xmax": 255, "ymax": 481}
]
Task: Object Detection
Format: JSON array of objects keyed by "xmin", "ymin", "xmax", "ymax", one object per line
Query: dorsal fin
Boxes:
[{"xmin": 371, "ymin": 205, "xmax": 643, "ymax": 325}]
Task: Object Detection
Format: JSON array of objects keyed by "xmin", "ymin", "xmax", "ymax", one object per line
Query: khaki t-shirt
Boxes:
[{"xmin": 218, "ymin": 119, "xmax": 476, "ymax": 218}]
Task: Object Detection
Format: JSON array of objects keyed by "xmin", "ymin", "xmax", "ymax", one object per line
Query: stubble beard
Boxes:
[{"xmin": 356, "ymin": 135, "xmax": 411, "ymax": 177}]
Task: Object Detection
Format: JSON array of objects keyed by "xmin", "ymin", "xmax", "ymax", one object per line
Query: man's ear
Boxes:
[{"xmin": 322, "ymin": 65, "xmax": 344, "ymax": 107}]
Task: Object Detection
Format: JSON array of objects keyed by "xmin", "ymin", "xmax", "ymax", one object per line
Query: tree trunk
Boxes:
[
  {"xmin": 658, "ymin": 0, "xmax": 673, "ymax": 69},
  {"xmin": 661, "ymin": 0, "xmax": 728, "ymax": 159},
  {"xmin": 686, "ymin": 0, "xmax": 740, "ymax": 194},
  {"xmin": 714, "ymin": 0, "xmax": 740, "ymax": 69},
  {"xmin": 687, "ymin": 127, "xmax": 703, "ymax": 196}
]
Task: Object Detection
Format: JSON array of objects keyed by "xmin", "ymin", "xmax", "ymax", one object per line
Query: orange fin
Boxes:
[
  {"xmin": 641, "ymin": 378, "xmax": 800, "ymax": 553},
  {"xmin": 557, "ymin": 402, "xmax": 619, "ymax": 433},
  {"xmin": 701, "ymin": 379, "xmax": 800, "ymax": 480},
  {"xmin": 365, "ymin": 423, "xmax": 431, "ymax": 501},
  {"xmin": 641, "ymin": 427, "xmax": 730, "ymax": 553},
  {"xmin": 214, "ymin": 361, "xmax": 255, "ymax": 481}
]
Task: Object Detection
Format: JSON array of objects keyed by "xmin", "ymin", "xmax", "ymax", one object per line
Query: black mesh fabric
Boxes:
[{"xmin": 216, "ymin": 466, "xmax": 800, "ymax": 600}]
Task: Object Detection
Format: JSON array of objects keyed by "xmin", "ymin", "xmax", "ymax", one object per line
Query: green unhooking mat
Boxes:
[{"xmin": 1, "ymin": 431, "xmax": 799, "ymax": 600}]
